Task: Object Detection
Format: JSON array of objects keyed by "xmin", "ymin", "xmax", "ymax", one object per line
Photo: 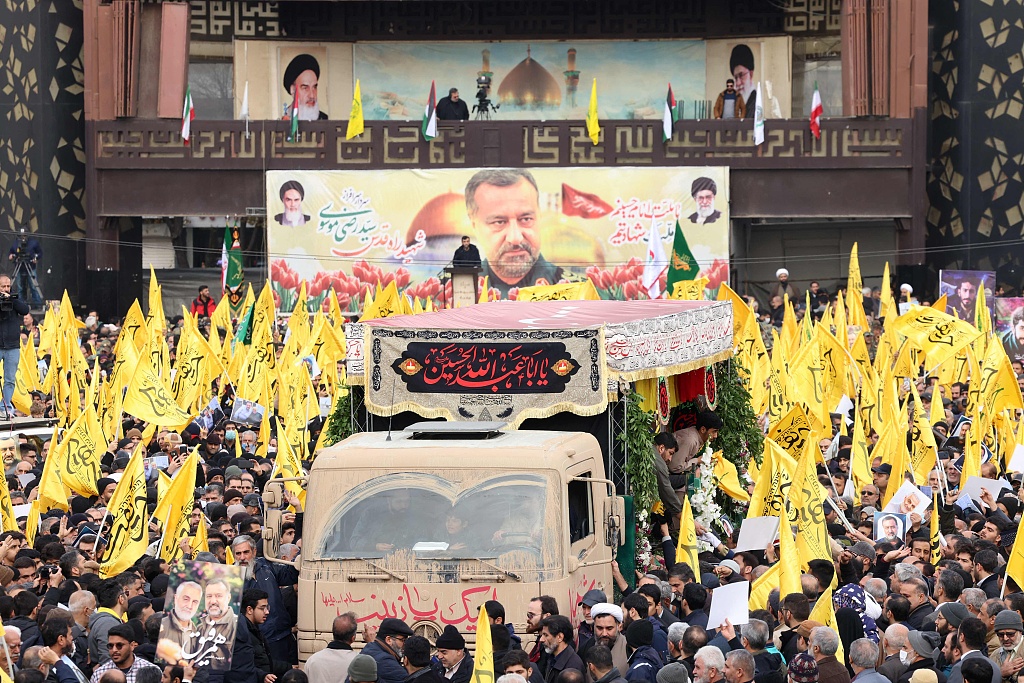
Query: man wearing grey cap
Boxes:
[
  {"xmin": 350, "ymin": 654, "xmax": 379, "ymax": 683},
  {"xmin": 989, "ymin": 610, "xmax": 1024, "ymax": 682},
  {"xmin": 578, "ymin": 589, "xmax": 608, "ymax": 660}
]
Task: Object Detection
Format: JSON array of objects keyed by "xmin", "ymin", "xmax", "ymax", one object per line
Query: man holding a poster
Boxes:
[{"xmin": 465, "ymin": 169, "xmax": 563, "ymax": 297}]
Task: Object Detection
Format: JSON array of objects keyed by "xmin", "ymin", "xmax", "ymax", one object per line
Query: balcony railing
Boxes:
[{"xmin": 89, "ymin": 117, "xmax": 913, "ymax": 171}]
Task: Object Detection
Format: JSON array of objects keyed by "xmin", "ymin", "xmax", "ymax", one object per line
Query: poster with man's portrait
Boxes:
[
  {"xmin": 873, "ymin": 512, "xmax": 907, "ymax": 544},
  {"xmin": 156, "ymin": 561, "xmax": 246, "ymax": 671},
  {"xmin": 939, "ymin": 269, "xmax": 995, "ymax": 322},
  {"xmin": 232, "ymin": 41, "xmax": 353, "ymax": 121},
  {"xmin": 704, "ymin": 37, "xmax": 793, "ymax": 120},
  {"xmin": 230, "ymin": 399, "xmax": 265, "ymax": 428},
  {"xmin": 995, "ymin": 298, "xmax": 1024, "ymax": 365}
]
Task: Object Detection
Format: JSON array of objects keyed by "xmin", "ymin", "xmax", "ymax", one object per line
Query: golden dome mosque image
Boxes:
[{"xmin": 497, "ymin": 46, "xmax": 562, "ymax": 108}]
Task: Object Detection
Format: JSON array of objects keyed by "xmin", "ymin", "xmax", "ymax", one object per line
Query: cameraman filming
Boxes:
[
  {"xmin": 0, "ymin": 274, "xmax": 29, "ymax": 417},
  {"xmin": 7, "ymin": 230, "xmax": 42, "ymax": 306},
  {"xmin": 436, "ymin": 87, "xmax": 470, "ymax": 121}
]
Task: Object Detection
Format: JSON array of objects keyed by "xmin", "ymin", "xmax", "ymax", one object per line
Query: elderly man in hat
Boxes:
[
  {"xmin": 274, "ymin": 180, "xmax": 310, "ymax": 227},
  {"xmin": 769, "ymin": 269, "xmax": 799, "ymax": 303},
  {"xmin": 988, "ymin": 610, "xmax": 1024, "ymax": 682},
  {"xmin": 898, "ymin": 631, "xmax": 946, "ymax": 683},
  {"xmin": 363, "ymin": 618, "xmax": 415, "ymax": 683},
  {"xmin": 281, "ymin": 53, "xmax": 327, "ymax": 121},
  {"xmin": 433, "ymin": 625, "xmax": 475, "ymax": 683},
  {"xmin": 687, "ymin": 178, "xmax": 721, "ymax": 225}
]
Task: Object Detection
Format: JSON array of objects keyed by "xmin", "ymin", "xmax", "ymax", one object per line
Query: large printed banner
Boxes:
[
  {"xmin": 266, "ymin": 167, "xmax": 730, "ymax": 311},
  {"xmin": 365, "ymin": 325, "xmax": 607, "ymax": 427}
]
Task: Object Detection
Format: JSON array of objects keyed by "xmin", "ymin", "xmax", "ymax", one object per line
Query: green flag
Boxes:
[
  {"xmin": 234, "ymin": 302, "xmax": 255, "ymax": 346},
  {"xmin": 666, "ymin": 220, "xmax": 699, "ymax": 292}
]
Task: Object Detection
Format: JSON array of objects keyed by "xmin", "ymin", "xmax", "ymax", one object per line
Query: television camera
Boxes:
[{"xmin": 473, "ymin": 75, "xmax": 499, "ymax": 120}]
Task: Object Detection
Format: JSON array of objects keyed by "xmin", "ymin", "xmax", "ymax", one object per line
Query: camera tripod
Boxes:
[{"xmin": 12, "ymin": 258, "xmax": 43, "ymax": 307}]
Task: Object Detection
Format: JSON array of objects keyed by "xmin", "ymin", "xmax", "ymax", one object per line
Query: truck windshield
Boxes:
[{"xmin": 313, "ymin": 471, "xmax": 561, "ymax": 576}]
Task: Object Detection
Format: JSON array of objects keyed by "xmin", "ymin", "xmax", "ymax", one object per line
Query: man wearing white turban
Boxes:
[{"xmin": 768, "ymin": 268, "xmax": 799, "ymax": 302}]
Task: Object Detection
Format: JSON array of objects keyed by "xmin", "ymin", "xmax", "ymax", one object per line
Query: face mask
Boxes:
[
  {"xmin": 899, "ymin": 651, "xmax": 911, "ymax": 665},
  {"xmin": 225, "ymin": 430, "xmax": 237, "ymax": 441},
  {"xmin": 267, "ymin": 448, "xmax": 277, "ymax": 455}
]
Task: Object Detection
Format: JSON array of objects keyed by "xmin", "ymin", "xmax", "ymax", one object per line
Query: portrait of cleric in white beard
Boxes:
[{"xmin": 281, "ymin": 53, "xmax": 328, "ymax": 121}]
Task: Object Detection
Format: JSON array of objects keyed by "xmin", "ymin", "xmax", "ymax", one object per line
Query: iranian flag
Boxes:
[
  {"xmin": 663, "ymin": 84, "xmax": 678, "ymax": 143},
  {"xmin": 642, "ymin": 220, "xmax": 668, "ymax": 299},
  {"xmin": 181, "ymin": 86, "xmax": 195, "ymax": 146},
  {"xmin": 422, "ymin": 80, "xmax": 438, "ymax": 141},
  {"xmin": 285, "ymin": 89, "xmax": 299, "ymax": 142},
  {"xmin": 810, "ymin": 81, "xmax": 823, "ymax": 139}
]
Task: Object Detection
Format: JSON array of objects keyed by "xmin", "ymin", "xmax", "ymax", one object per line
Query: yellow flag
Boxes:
[
  {"xmin": 37, "ymin": 425, "xmax": 68, "ymax": 511},
  {"xmin": 909, "ymin": 383, "xmax": 938, "ymax": 485},
  {"xmin": 930, "ymin": 492, "xmax": 942, "ymax": 567},
  {"xmin": 346, "ymin": 79, "xmax": 364, "ymax": 140},
  {"xmin": 191, "ymin": 516, "xmax": 210, "ymax": 554},
  {"xmin": 768, "ymin": 405, "xmax": 812, "ymax": 461},
  {"xmin": 808, "ymin": 588, "xmax": 844, "ymax": 662},
  {"xmin": 479, "ymin": 276, "xmax": 490, "ymax": 304},
  {"xmin": 932, "ymin": 294, "xmax": 948, "ymax": 313},
  {"xmin": 171, "ymin": 315, "xmax": 208, "ymax": 413},
  {"xmin": 850, "ymin": 399, "xmax": 872, "ymax": 506},
  {"xmin": 881, "ymin": 402, "xmax": 910, "ymax": 507},
  {"xmin": 288, "ymin": 282, "xmax": 311, "ymax": 350},
  {"xmin": 585, "ymin": 79, "xmax": 601, "ymax": 145},
  {"xmin": 879, "ymin": 262, "xmax": 896, "ymax": 321},
  {"xmin": 749, "ymin": 561, "xmax": 780, "ymax": 611},
  {"xmin": 156, "ymin": 470, "xmax": 171, "ymax": 503},
  {"xmin": 53, "ymin": 405, "xmax": 106, "ymax": 497},
  {"xmin": 25, "ymin": 500, "xmax": 40, "ymax": 549},
  {"xmin": 469, "ymin": 604, "xmax": 494, "ymax": 683},
  {"xmin": 847, "ymin": 243, "xmax": 863, "ymax": 299},
  {"xmin": 891, "ymin": 307, "xmax": 982, "ymax": 370},
  {"xmin": 121, "ymin": 299, "xmax": 150, "ymax": 352},
  {"xmin": 147, "ymin": 266, "xmax": 165, "ymax": 334},
  {"xmin": 790, "ymin": 441, "xmax": 832, "ymax": 567},
  {"xmin": 789, "ymin": 331, "xmax": 828, "ymax": 428},
  {"xmin": 669, "ymin": 278, "xmax": 709, "ymax": 301},
  {"xmin": 717, "ymin": 283, "xmax": 751, "ymax": 338},
  {"xmin": 12, "ymin": 339, "xmax": 37, "ymax": 415},
  {"xmin": 0, "ymin": 466, "xmax": 18, "ymax": 532},
  {"xmin": 778, "ymin": 521, "xmax": 802, "ymax": 598},
  {"xmin": 747, "ymin": 438, "xmax": 796, "ymax": 520},
  {"xmin": 677, "ymin": 497, "xmax": 701, "ymax": 580},
  {"xmin": 712, "ymin": 451, "xmax": 749, "ymax": 502},
  {"xmin": 782, "ymin": 295, "xmax": 799, "ymax": 357},
  {"xmin": 272, "ymin": 425, "xmax": 307, "ymax": 505},
  {"xmin": 158, "ymin": 449, "xmax": 200, "ymax": 562},
  {"xmin": 123, "ymin": 351, "xmax": 194, "ymax": 429},
  {"xmin": 99, "ymin": 444, "xmax": 149, "ymax": 578},
  {"xmin": 978, "ymin": 338, "xmax": 1024, "ymax": 417}
]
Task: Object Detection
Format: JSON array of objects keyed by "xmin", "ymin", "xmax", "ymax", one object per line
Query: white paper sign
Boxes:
[
  {"xmin": 960, "ymin": 476, "xmax": 1012, "ymax": 503},
  {"xmin": 707, "ymin": 580, "xmax": 750, "ymax": 630},
  {"xmin": 108, "ymin": 472, "xmax": 124, "ymax": 482},
  {"xmin": 11, "ymin": 504, "xmax": 30, "ymax": 519},
  {"xmin": 734, "ymin": 517, "xmax": 781, "ymax": 552},
  {"xmin": 1008, "ymin": 445, "xmax": 1024, "ymax": 473},
  {"xmin": 16, "ymin": 473, "xmax": 34, "ymax": 489}
]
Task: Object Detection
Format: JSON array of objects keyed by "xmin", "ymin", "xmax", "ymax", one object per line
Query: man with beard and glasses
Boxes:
[
  {"xmin": 231, "ymin": 535, "xmax": 299, "ymax": 665},
  {"xmin": 194, "ymin": 579, "xmax": 237, "ymax": 670},
  {"xmin": 464, "ymin": 169, "xmax": 563, "ymax": 298},
  {"xmin": 274, "ymin": 181, "xmax": 310, "ymax": 227},
  {"xmin": 686, "ymin": 177, "xmax": 721, "ymax": 225},
  {"xmin": 281, "ymin": 53, "xmax": 328, "ymax": 121}
]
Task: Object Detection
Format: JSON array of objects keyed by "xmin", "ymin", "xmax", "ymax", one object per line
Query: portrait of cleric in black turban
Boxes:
[
  {"xmin": 729, "ymin": 44, "xmax": 756, "ymax": 119},
  {"xmin": 687, "ymin": 177, "xmax": 721, "ymax": 225},
  {"xmin": 275, "ymin": 180, "xmax": 310, "ymax": 227},
  {"xmin": 281, "ymin": 53, "xmax": 328, "ymax": 121}
]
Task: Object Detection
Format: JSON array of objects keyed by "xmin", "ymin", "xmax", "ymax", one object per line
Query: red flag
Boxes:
[
  {"xmin": 561, "ymin": 183, "xmax": 613, "ymax": 218},
  {"xmin": 810, "ymin": 82, "xmax": 823, "ymax": 140}
]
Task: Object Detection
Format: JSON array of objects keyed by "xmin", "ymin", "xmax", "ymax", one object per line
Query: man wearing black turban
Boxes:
[
  {"xmin": 274, "ymin": 180, "xmax": 310, "ymax": 227},
  {"xmin": 282, "ymin": 53, "xmax": 328, "ymax": 121},
  {"xmin": 729, "ymin": 44, "xmax": 756, "ymax": 119},
  {"xmin": 687, "ymin": 177, "xmax": 721, "ymax": 225}
]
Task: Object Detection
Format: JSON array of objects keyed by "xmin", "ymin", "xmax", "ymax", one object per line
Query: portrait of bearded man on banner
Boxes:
[{"xmin": 281, "ymin": 53, "xmax": 328, "ymax": 121}]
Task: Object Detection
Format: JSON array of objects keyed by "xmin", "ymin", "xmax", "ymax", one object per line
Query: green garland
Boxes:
[
  {"xmin": 708, "ymin": 357, "xmax": 763, "ymax": 524},
  {"xmin": 321, "ymin": 390, "xmax": 355, "ymax": 448},
  {"xmin": 619, "ymin": 389, "xmax": 658, "ymax": 513}
]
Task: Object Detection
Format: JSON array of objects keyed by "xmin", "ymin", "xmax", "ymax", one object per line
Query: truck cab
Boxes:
[{"xmin": 261, "ymin": 422, "xmax": 624, "ymax": 660}]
